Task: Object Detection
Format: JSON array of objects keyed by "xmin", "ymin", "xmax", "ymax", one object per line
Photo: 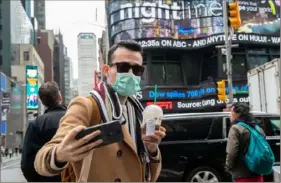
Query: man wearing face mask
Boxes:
[{"xmin": 34, "ymin": 40, "xmax": 166, "ymax": 182}]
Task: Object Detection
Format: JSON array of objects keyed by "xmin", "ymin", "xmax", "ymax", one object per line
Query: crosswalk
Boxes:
[{"xmin": 1, "ymin": 155, "xmax": 21, "ymax": 166}]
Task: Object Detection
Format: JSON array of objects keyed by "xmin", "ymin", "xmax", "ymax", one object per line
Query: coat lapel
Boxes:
[{"xmin": 121, "ymin": 124, "xmax": 138, "ymax": 154}]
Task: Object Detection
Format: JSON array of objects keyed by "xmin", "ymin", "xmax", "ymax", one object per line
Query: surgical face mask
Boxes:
[{"xmin": 112, "ymin": 72, "xmax": 141, "ymax": 96}]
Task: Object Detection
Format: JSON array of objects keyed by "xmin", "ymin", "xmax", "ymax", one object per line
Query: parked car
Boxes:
[{"xmin": 158, "ymin": 112, "xmax": 280, "ymax": 182}]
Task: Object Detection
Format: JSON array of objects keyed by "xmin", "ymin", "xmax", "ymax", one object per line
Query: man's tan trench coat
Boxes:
[{"xmin": 34, "ymin": 96, "xmax": 162, "ymax": 182}]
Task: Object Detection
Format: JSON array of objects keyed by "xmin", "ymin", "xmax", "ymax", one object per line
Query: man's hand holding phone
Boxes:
[{"xmin": 55, "ymin": 126, "xmax": 103, "ymax": 163}]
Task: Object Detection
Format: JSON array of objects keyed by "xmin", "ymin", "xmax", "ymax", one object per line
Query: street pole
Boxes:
[
  {"xmin": 0, "ymin": 66, "xmax": 2, "ymax": 164},
  {"xmin": 279, "ymin": 4, "xmax": 281, "ymax": 122},
  {"xmin": 223, "ymin": 0, "xmax": 234, "ymax": 105}
]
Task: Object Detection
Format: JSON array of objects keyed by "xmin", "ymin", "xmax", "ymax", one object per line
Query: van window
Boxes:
[
  {"xmin": 225, "ymin": 117, "xmax": 263, "ymax": 136},
  {"xmin": 162, "ymin": 118, "xmax": 215, "ymax": 141},
  {"xmin": 263, "ymin": 117, "xmax": 280, "ymax": 136}
]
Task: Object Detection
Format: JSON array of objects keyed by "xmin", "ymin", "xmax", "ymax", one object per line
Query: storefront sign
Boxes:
[
  {"xmin": 26, "ymin": 65, "xmax": 39, "ymax": 110},
  {"xmin": 108, "ymin": 0, "xmax": 280, "ymax": 46}
]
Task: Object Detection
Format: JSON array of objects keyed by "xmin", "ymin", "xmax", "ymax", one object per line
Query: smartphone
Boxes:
[{"xmin": 75, "ymin": 120, "xmax": 124, "ymax": 148}]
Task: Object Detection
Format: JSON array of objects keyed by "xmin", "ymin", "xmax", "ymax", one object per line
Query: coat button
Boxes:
[
  {"xmin": 117, "ymin": 150, "xmax": 122, "ymax": 157},
  {"xmin": 115, "ymin": 178, "xmax": 121, "ymax": 182}
]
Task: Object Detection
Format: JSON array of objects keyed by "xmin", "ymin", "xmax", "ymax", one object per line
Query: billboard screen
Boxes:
[
  {"xmin": 108, "ymin": 0, "xmax": 280, "ymax": 49},
  {"xmin": 1, "ymin": 73, "xmax": 6, "ymax": 92},
  {"xmin": 26, "ymin": 65, "xmax": 39, "ymax": 110}
]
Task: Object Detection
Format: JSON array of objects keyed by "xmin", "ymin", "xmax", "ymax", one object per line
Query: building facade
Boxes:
[
  {"xmin": 64, "ymin": 56, "xmax": 73, "ymax": 105},
  {"xmin": 53, "ymin": 32, "xmax": 66, "ymax": 104},
  {"xmin": 34, "ymin": 0, "xmax": 45, "ymax": 30},
  {"xmin": 1, "ymin": 0, "xmax": 37, "ymax": 148},
  {"xmin": 106, "ymin": 0, "xmax": 280, "ymax": 113},
  {"xmin": 72, "ymin": 78, "xmax": 79, "ymax": 99},
  {"xmin": 37, "ymin": 30, "xmax": 55, "ymax": 82},
  {"xmin": 2, "ymin": 0, "xmax": 35, "ymax": 77},
  {"xmin": 11, "ymin": 44, "xmax": 44, "ymax": 114},
  {"xmin": 77, "ymin": 33, "xmax": 98, "ymax": 96},
  {"xmin": 0, "ymin": 0, "xmax": 3, "ymax": 68}
]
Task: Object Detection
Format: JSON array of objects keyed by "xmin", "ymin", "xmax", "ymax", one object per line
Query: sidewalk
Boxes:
[{"xmin": 1, "ymin": 154, "xmax": 21, "ymax": 166}]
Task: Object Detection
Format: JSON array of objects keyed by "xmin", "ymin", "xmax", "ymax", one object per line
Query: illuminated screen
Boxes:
[
  {"xmin": 26, "ymin": 65, "xmax": 39, "ymax": 110},
  {"xmin": 108, "ymin": 0, "xmax": 280, "ymax": 48}
]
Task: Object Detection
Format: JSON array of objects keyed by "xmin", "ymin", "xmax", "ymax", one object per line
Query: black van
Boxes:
[{"xmin": 158, "ymin": 112, "xmax": 280, "ymax": 182}]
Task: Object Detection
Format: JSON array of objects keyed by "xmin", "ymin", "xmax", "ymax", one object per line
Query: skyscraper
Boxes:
[
  {"xmin": 53, "ymin": 32, "xmax": 66, "ymax": 104},
  {"xmin": 64, "ymin": 56, "xmax": 73, "ymax": 105},
  {"xmin": 34, "ymin": 0, "xmax": 45, "ymax": 30},
  {"xmin": 77, "ymin": 33, "xmax": 98, "ymax": 97}
]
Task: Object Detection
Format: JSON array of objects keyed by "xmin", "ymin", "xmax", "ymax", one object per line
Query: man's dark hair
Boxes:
[
  {"xmin": 39, "ymin": 81, "xmax": 60, "ymax": 108},
  {"xmin": 107, "ymin": 40, "xmax": 143, "ymax": 64}
]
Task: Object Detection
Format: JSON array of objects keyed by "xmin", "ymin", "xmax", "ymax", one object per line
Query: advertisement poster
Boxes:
[
  {"xmin": 26, "ymin": 65, "xmax": 39, "ymax": 110},
  {"xmin": 108, "ymin": 0, "xmax": 280, "ymax": 48},
  {"xmin": 11, "ymin": 84, "xmax": 23, "ymax": 110},
  {"xmin": 1, "ymin": 72, "xmax": 6, "ymax": 92},
  {"xmin": 1, "ymin": 92, "xmax": 11, "ymax": 120}
]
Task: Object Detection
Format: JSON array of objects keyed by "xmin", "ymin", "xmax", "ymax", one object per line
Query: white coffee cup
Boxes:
[{"xmin": 142, "ymin": 104, "xmax": 164, "ymax": 136}]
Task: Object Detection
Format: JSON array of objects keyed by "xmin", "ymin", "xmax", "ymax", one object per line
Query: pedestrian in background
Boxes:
[
  {"xmin": 5, "ymin": 148, "xmax": 8, "ymax": 157},
  {"xmin": 8, "ymin": 148, "xmax": 12, "ymax": 158},
  {"xmin": 226, "ymin": 103, "xmax": 265, "ymax": 182},
  {"xmin": 21, "ymin": 81, "xmax": 66, "ymax": 182}
]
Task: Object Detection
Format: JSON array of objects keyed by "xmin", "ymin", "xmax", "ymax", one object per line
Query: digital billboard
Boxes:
[
  {"xmin": 108, "ymin": 0, "xmax": 280, "ymax": 49},
  {"xmin": 1, "ymin": 73, "xmax": 6, "ymax": 92},
  {"xmin": 134, "ymin": 82, "xmax": 249, "ymax": 112},
  {"xmin": 26, "ymin": 65, "xmax": 39, "ymax": 110}
]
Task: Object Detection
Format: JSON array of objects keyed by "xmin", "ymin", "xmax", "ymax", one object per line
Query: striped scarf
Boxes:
[{"xmin": 92, "ymin": 82, "xmax": 151, "ymax": 181}]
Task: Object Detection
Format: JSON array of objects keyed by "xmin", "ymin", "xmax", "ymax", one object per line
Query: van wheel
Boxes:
[{"xmin": 185, "ymin": 166, "xmax": 221, "ymax": 182}]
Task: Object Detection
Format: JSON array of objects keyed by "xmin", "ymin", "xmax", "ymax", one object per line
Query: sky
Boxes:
[{"xmin": 45, "ymin": 1, "xmax": 106, "ymax": 79}]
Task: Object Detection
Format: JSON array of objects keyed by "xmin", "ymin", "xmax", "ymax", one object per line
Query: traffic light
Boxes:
[
  {"xmin": 217, "ymin": 80, "xmax": 227, "ymax": 102},
  {"xmin": 228, "ymin": 1, "xmax": 241, "ymax": 29}
]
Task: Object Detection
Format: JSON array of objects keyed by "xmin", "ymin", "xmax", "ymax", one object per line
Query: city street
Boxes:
[{"xmin": 1, "ymin": 156, "xmax": 26, "ymax": 182}]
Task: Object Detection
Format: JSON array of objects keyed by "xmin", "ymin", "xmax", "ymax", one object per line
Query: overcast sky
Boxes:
[{"xmin": 45, "ymin": 1, "xmax": 106, "ymax": 79}]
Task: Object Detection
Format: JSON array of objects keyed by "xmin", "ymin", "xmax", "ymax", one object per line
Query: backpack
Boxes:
[
  {"xmin": 237, "ymin": 122, "xmax": 275, "ymax": 175},
  {"xmin": 61, "ymin": 95, "xmax": 104, "ymax": 182}
]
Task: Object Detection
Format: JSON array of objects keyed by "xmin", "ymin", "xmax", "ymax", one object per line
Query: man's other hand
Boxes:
[{"xmin": 142, "ymin": 126, "xmax": 166, "ymax": 156}]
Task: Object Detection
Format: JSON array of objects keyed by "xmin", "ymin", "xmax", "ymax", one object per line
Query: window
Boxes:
[
  {"xmin": 141, "ymin": 54, "xmax": 148, "ymax": 86},
  {"xmin": 150, "ymin": 52, "xmax": 184, "ymax": 86},
  {"xmin": 269, "ymin": 49, "xmax": 280, "ymax": 60},
  {"xmin": 23, "ymin": 51, "xmax": 29, "ymax": 61},
  {"xmin": 151, "ymin": 63, "xmax": 165, "ymax": 85},
  {"xmin": 201, "ymin": 52, "xmax": 217, "ymax": 82},
  {"xmin": 166, "ymin": 63, "xmax": 183, "ymax": 85},
  {"xmin": 225, "ymin": 117, "xmax": 263, "ymax": 136},
  {"xmin": 162, "ymin": 117, "xmax": 215, "ymax": 141},
  {"xmin": 269, "ymin": 118, "xmax": 280, "ymax": 136},
  {"xmin": 230, "ymin": 55, "xmax": 247, "ymax": 78},
  {"xmin": 263, "ymin": 117, "xmax": 280, "ymax": 136},
  {"xmin": 247, "ymin": 49, "xmax": 270, "ymax": 70}
]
